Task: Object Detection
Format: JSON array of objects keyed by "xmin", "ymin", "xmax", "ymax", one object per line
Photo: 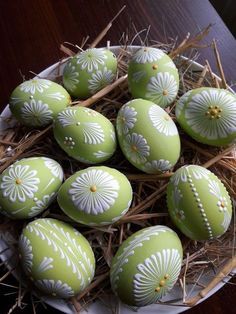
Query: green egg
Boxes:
[
  {"xmin": 53, "ymin": 106, "xmax": 116, "ymax": 164},
  {"xmin": 116, "ymin": 99, "xmax": 180, "ymax": 174},
  {"xmin": 128, "ymin": 47, "xmax": 179, "ymax": 108},
  {"xmin": 18, "ymin": 218, "xmax": 95, "ymax": 298},
  {"xmin": 63, "ymin": 48, "xmax": 117, "ymax": 99},
  {"xmin": 0, "ymin": 157, "xmax": 63, "ymax": 219},
  {"xmin": 167, "ymin": 165, "xmax": 232, "ymax": 241},
  {"xmin": 9, "ymin": 78, "xmax": 71, "ymax": 127},
  {"xmin": 110, "ymin": 225, "xmax": 183, "ymax": 307},
  {"xmin": 175, "ymin": 87, "xmax": 236, "ymax": 146},
  {"xmin": 57, "ymin": 166, "xmax": 133, "ymax": 226}
]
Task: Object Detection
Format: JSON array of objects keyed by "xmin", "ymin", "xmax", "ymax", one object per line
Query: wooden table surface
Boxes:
[{"xmin": 0, "ymin": 0, "xmax": 235, "ymax": 313}]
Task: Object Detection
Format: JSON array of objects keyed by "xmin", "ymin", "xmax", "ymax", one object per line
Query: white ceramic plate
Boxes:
[{"xmin": 0, "ymin": 46, "xmax": 235, "ymax": 314}]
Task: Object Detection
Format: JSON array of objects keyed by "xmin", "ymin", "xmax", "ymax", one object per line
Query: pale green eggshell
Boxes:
[
  {"xmin": 175, "ymin": 87, "xmax": 236, "ymax": 146},
  {"xmin": 9, "ymin": 78, "xmax": 71, "ymax": 127},
  {"xmin": 53, "ymin": 107, "xmax": 116, "ymax": 163},
  {"xmin": 110, "ymin": 225, "xmax": 183, "ymax": 307},
  {"xmin": 128, "ymin": 47, "xmax": 179, "ymax": 108},
  {"xmin": 116, "ymin": 99, "xmax": 180, "ymax": 174},
  {"xmin": 57, "ymin": 166, "xmax": 132, "ymax": 226},
  {"xmin": 0, "ymin": 157, "xmax": 63, "ymax": 219},
  {"xmin": 63, "ymin": 48, "xmax": 117, "ymax": 99},
  {"xmin": 167, "ymin": 165, "xmax": 232, "ymax": 241},
  {"xmin": 18, "ymin": 218, "xmax": 95, "ymax": 298}
]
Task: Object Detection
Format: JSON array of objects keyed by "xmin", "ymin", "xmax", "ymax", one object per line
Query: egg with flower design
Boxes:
[
  {"xmin": 116, "ymin": 99, "xmax": 180, "ymax": 174},
  {"xmin": 128, "ymin": 47, "xmax": 179, "ymax": 108},
  {"xmin": 0, "ymin": 157, "xmax": 63, "ymax": 219},
  {"xmin": 62, "ymin": 48, "xmax": 117, "ymax": 99},
  {"xmin": 53, "ymin": 106, "xmax": 116, "ymax": 164},
  {"xmin": 18, "ymin": 218, "xmax": 95, "ymax": 298},
  {"xmin": 57, "ymin": 166, "xmax": 132, "ymax": 226},
  {"xmin": 110, "ymin": 225, "xmax": 183, "ymax": 307},
  {"xmin": 167, "ymin": 165, "xmax": 232, "ymax": 240},
  {"xmin": 9, "ymin": 78, "xmax": 71, "ymax": 127},
  {"xmin": 175, "ymin": 87, "xmax": 236, "ymax": 146}
]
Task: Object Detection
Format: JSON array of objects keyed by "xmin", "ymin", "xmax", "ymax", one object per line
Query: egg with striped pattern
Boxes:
[
  {"xmin": 110, "ymin": 225, "xmax": 183, "ymax": 307},
  {"xmin": 167, "ymin": 165, "xmax": 232, "ymax": 240},
  {"xmin": 18, "ymin": 218, "xmax": 95, "ymax": 298}
]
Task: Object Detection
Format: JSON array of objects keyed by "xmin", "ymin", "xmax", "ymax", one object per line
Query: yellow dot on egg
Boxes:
[
  {"xmin": 159, "ymin": 280, "xmax": 165, "ymax": 287},
  {"xmin": 164, "ymin": 274, "xmax": 169, "ymax": 279},
  {"xmin": 162, "ymin": 89, "xmax": 168, "ymax": 96},
  {"xmin": 121, "ymin": 117, "xmax": 126, "ymax": 122},
  {"xmin": 164, "ymin": 115, "xmax": 170, "ymax": 121},
  {"xmin": 90, "ymin": 185, "xmax": 97, "ymax": 192},
  {"xmin": 155, "ymin": 286, "xmax": 161, "ymax": 292},
  {"xmin": 15, "ymin": 178, "xmax": 22, "ymax": 185},
  {"xmin": 52, "ymin": 292, "xmax": 57, "ymax": 297},
  {"xmin": 152, "ymin": 64, "xmax": 158, "ymax": 70},
  {"xmin": 131, "ymin": 145, "xmax": 138, "ymax": 152}
]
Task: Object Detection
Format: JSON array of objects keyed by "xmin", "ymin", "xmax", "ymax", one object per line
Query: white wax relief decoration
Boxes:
[
  {"xmin": 170, "ymin": 166, "xmax": 210, "ymax": 186},
  {"xmin": 123, "ymin": 133, "xmax": 150, "ymax": 164},
  {"xmin": 19, "ymin": 234, "xmax": 33, "ymax": 275},
  {"xmin": 83, "ymin": 122, "xmax": 105, "ymax": 144},
  {"xmin": 42, "ymin": 157, "xmax": 64, "ymax": 181},
  {"xmin": 133, "ymin": 249, "xmax": 182, "ymax": 306},
  {"xmin": 143, "ymin": 159, "xmax": 172, "ymax": 173},
  {"xmin": 69, "ymin": 169, "xmax": 120, "ymax": 215},
  {"xmin": 208, "ymin": 179, "xmax": 231, "ymax": 231},
  {"xmin": 88, "ymin": 67, "xmax": 115, "ymax": 94},
  {"xmin": 116, "ymin": 105, "xmax": 137, "ymax": 135},
  {"xmin": 110, "ymin": 226, "xmax": 167, "ymax": 292},
  {"xmin": 35, "ymin": 279, "xmax": 74, "ymax": 298},
  {"xmin": 21, "ymin": 99, "xmax": 53, "ymax": 126},
  {"xmin": 28, "ymin": 193, "xmax": 56, "ymax": 217},
  {"xmin": 76, "ymin": 48, "xmax": 107, "ymax": 72},
  {"xmin": 0, "ymin": 165, "xmax": 40, "ymax": 202},
  {"xmin": 63, "ymin": 62, "xmax": 79, "ymax": 91},
  {"xmin": 175, "ymin": 90, "xmax": 191, "ymax": 119},
  {"xmin": 148, "ymin": 105, "xmax": 178, "ymax": 136},
  {"xmin": 185, "ymin": 89, "xmax": 236, "ymax": 140},
  {"xmin": 19, "ymin": 79, "xmax": 52, "ymax": 94},
  {"xmin": 132, "ymin": 47, "xmax": 164, "ymax": 64},
  {"xmin": 46, "ymin": 92, "xmax": 66, "ymax": 100},
  {"xmin": 38, "ymin": 257, "xmax": 54, "ymax": 272}
]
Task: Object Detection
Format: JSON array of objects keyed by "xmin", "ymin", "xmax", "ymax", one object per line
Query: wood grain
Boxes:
[{"xmin": 0, "ymin": 0, "xmax": 235, "ymax": 313}]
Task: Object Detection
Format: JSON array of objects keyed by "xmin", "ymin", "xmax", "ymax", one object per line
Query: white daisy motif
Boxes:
[
  {"xmin": 170, "ymin": 165, "xmax": 210, "ymax": 186},
  {"xmin": 35, "ymin": 279, "xmax": 74, "ymax": 298},
  {"xmin": 0, "ymin": 164, "xmax": 40, "ymax": 202},
  {"xmin": 57, "ymin": 109, "xmax": 78, "ymax": 127},
  {"xmin": 76, "ymin": 48, "xmax": 107, "ymax": 73},
  {"xmin": 116, "ymin": 105, "xmax": 137, "ymax": 135},
  {"xmin": 69, "ymin": 169, "xmax": 120, "ymax": 215},
  {"xmin": 217, "ymin": 196, "xmax": 228, "ymax": 212},
  {"xmin": 146, "ymin": 72, "xmax": 178, "ymax": 107},
  {"xmin": 149, "ymin": 104, "xmax": 178, "ymax": 136},
  {"xmin": 83, "ymin": 122, "xmax": 105, "ymax": 144},
  {"xmin": 132, "ymin": 71, "xmax": 146, "ymax": 83},
  {"xmin": 42, "ymin": 157, "xmax": 64, "ymax": 181},
  {"xmin": 143, "ymin": 159, "xmax": 172, "ymax": 174},
  {"xmin": 19, "ymin": 234, "xmax": 33, "ymax": 275},
  {"xmin": 19, "ymin": 79, "xmax": 52, "ymax": 94},
  {"xmin": 175, "ymin": 91, "xmax": 192, "ymax": 119},
  {"xmin": 123, "ymin": 133, "xmax": 150, "ymax": 164},
  {"xmin": 185, "ymin": 89, "xmax": 236, "ymax": 140},
  {"xmin": 38, "ymin": 257, "xmax": 54, "ymax": 273},
  {"xmin": 133, "ymin": 249, "xmax": 182, "ymax": 306},
  {"xmin": 21, "ymin": 99, "xmax": 53, "ymax": 126},
  {"xmin": 88, "ymin": 67, "xmax": 115, "ymax": 94},
  {"xmin": 63, "ymin": 62, "xmax": 79, "ymax": 91},
  {"xmin": 132, "ymin": 47, "xmax": 164, "ymax": 64},
  {"xmin": 28, "ymin": 193, "xmax": 56, "ymax": 217}
]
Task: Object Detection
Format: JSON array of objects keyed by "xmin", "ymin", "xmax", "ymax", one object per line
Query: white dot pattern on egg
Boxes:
[
  {"xmin": 110, "ymin": 225, "xmax": 183, "ymax": 307},
  {"xmin": 167, "ymin": 165, "xmax": 232, "ymax": 240},
  {"xmin": 53, "ymin": 107, "xmax": 117, "ymax": 164},
  {"xmin": 18, "ymin": 218, "xmax": 95, "ymax": 298}
]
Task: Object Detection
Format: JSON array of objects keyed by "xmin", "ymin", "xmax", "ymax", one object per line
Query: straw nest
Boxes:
[{"xmin": 0, "ymin": 8, "xmax": 235, "ymax": 314}]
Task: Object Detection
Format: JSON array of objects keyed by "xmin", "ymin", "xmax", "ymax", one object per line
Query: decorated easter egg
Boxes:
[
  {"xmin": 128, "ymin": 47, "xmax": 179, "ymax": 108},
  {"xmin": 110, "ymin": 225, "xmax": 183, "ymax": 307},
  {"xmin": 0, "ymin": 157, "xmax": 63, "ymax": 219},
  {"xmin": 63, "ymin": 48, "xmax": 117, "ymax": 99},
  {"xmin": 116, "ymin": 99, "xmax": 180, "ymax": 174},
  {"xmin": 57, "ymin": 166, "xmax": 132, "ymax": 226},
  {"xmin": 53, "ymin": 106, "xmax": 116, "ymax": 164},
  {"xmin": 175, "ymin": 87, "xmax": 236, "ymax": 146},
  {"xmin": 18, "ymin": 218, "xmax": 95, "ymax": 298},
  {"xmin": 167, "ymin": 165, "xmax": 232, "ymax": 241},
  {"xmin": 9, "ymin": 78, "xmax": 71, "ymax": 127}
]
